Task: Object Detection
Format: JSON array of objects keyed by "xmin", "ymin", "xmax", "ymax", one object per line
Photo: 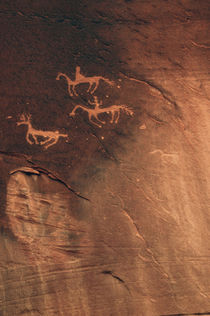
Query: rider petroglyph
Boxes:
[
  {"xmin": 17, "ymin": 113, "xmax": 68, "ymax": 149},
  {"xmin": 69, "ymin": 96, "xmax": 134, "ymax": 128},
  {"xmin": 56, "ymin": 66, "xmax": 114, "ymax": 97}
]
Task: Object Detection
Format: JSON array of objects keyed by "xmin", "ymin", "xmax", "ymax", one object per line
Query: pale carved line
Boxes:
[
  {"xmin": 69, "ymin": 96, "xmax": 134, "ymax": 128},
  {"xmin": 56, "ymin": 66, "xmax": 114, "ymax": 96},
  {"xmin": 17, "ymin": 113, "xmax": 68, "ymax": 149},
  {"xmin": 149, "ymin": 149, "xmax": 179, "ymax": 164},
  {"xmin": 191, "ymin": 40, "xmax": 210, "ymax": 49}
]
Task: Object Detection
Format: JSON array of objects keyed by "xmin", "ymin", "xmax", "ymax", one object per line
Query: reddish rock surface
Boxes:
[{"xmin": 0, "ymin": 1, "xmax": 209, "ymax": 315}]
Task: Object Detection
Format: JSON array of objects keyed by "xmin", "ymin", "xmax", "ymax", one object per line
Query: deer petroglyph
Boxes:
[
  {"xmin": 17, "ymin": 113, "xmax": 68, "ymax": 149},
  {"xmin": 70, "ymin": 96, "xmax": 134, "ymax": 128},
  {"xmin": 56, "ymin": 66, "xmax": 114, "ymax": 97}
]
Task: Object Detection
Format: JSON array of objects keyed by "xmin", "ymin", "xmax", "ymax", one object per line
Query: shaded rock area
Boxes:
[{"xmin": 0, "ymin": 0, "xmax": 209, "ymax": 315}]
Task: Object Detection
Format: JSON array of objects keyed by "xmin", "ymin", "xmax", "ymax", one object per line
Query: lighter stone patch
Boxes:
[{"xmin": 6, "ymin": 171, "xmax": 84, "ymax": 263}]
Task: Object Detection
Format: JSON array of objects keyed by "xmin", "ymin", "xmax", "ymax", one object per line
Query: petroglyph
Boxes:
[
  {"xmin": 17, "ymin": 113, "xmax": 68, "ymax": 149},
  {"xmin": 56, "ymin": 66, "xmax": 114, "ymax": 96},
  {"xmin": 150, "ymin": 149, "xmax": 179, "ymax": 164},
  {"xmin": 70, "ymin": 96, "xmax": 134, "ymax": 128},
  {"xmin": 56, "ymin": 66, "xmax": 134, "ymax": 128}
]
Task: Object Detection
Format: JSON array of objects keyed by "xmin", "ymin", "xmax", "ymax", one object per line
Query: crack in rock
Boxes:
[
  {"xmin": 120, "ymin": 71, "xmax": 181, "ymax": 113},
  {"xmin": 70, "ymin": 95, "xmax": 118, "ymax": 163},
  {"xmin": 0, "ymin": 151, "xmax": 90, "ymax": 201},
  {"xmin": 101, "ymin": 270, "xmax": 130, "ymax": 293},
  {"xmin": 122, "ymin": 208, "xmax": 169, "ymax": 280},
  {"xmin": 17, "ymin": 164, "xmax": 90, "ymax": 202}
]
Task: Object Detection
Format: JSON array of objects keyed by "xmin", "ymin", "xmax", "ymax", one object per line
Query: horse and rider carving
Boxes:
[
  {"xmin": 57, "ymin": 66, "xmax": 133, "ymax": 127},
  {"xmin": 56, "ymin": 66, "xmax": 114, "ymax": 96},
  {"xmin": 17, "ymin": 66, "xmax": 134, "ymax": 149},
  {"xmin": 70, "ymin": 96, "xmax": 134, "ymax": 128}
]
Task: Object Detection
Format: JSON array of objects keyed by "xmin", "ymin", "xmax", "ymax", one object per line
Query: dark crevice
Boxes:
[
  {"xmin": 55, "ymin": 247, "xmax": 80, "ymax": 254},
  {"xmin": 0, "ymin": 150, "xmax": 90, "ymax": 202},
  {"xmin": 144, "ymin": 110, "xmax": 168, "ymax": 124},
  {"xmin": 22, "ymin": 162, "xmax": 90, "ymax": 202},
  {"xmin": 101, "ymin": 270, "xmax": 130, "ymax": 293},
  {"xmin": 120, "ymin": 71, "xmax": 182, "ymax": 114}
]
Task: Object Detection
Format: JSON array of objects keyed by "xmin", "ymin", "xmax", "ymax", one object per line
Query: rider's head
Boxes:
[{"xmin": 76, "ymin": 66, "xmax": 80, "ymax": 72}]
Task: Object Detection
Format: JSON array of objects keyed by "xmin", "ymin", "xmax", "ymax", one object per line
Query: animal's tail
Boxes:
[
  {"xmin": 60, "ymin": 133, "xmax": 68, "ymax": 138},
  {"xmin": 56, "ymin": 73, "xmax": 62, "ymax": 80}
]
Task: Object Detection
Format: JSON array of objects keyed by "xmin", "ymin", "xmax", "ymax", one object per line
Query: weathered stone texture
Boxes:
[{"xmin": 0, "ymin": 0, "xmax": 209, "ymax": 315}]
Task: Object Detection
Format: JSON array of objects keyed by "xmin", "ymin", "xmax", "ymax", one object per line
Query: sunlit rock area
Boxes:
[{"xmin": 0, "ymin": 0, "xmax": 209, "ymax": 315}]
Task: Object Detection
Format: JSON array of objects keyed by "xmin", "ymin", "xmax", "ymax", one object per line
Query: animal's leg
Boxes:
[
  {"xmin": 44, "ymin": 138, "xmax": 58, "ymax": 149},
  {"xmin": 34, "ymin": 135, "xmax": 40, "ymax": 144},
  {"xmin": 110, "ymin": 110, "xmax": 115, "ymax": 124},
  {"xmin": 115, "ymin": 110, "xmax": 120, "ymax": 123},
  {"xmin": 69, "ymin": 110, "xmax": 75, "ymax": 117},
  {"xmin": 72, "ymin": 84, "xmax": 78, "ymax": 96},
  {"xmin": 87, "ymin": 83, "xmax": 92, "ymax": 93},
  {"xmin": 40, "ymin": 137, "xmax": 50, "ymax": 146},
  {"xmin": 26, "ymin": 133, "xmax": 34, "ymax": 145},
  {"xmin": 29, "ymin": 133, "xmax": 39, "ymax": 145},
  {"xmin": 68, "ymin": 85, "xmax": 74, "ymax": 97},
  {"xmin": 89, "ymin": 114, "xmax": 102, "ymax": 128},
  {"xmin": 40, "ymin": 137, "xmax": 58, "ymax": 149},
  {"xmin": 90, "ymin": 81, "xmax": 99, "ymax": 94},
  {"xmin": 95, "ymin": 114, "xmax": 105, "ymax": 125}
]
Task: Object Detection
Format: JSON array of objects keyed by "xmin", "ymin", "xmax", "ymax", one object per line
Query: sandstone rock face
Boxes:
[{"xmin": 0, "ymin": 1, "xmax": 209, "ymax": 315}]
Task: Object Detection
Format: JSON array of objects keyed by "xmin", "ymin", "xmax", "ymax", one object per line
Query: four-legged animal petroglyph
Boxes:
[
  {"xmin": 12, "ymin": 66, "xmax": 134, "ymax": 149},
  {"xmin": 17, "ymin": 113, "xmax": 68, "ymax": 149},
  {"xmin": 56, "ymin": 66, "xmax": 114, "ymax": 96},
  {"xmin": 70, "ymin": 96, "xmax": 134, "ymax": 128}
]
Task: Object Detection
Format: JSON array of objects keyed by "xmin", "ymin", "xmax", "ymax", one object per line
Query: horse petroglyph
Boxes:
[
  {"xmin": 56, "ymin": 66, "xmax": 114, "ymax": 96},
  {"xmin": 17, "ymin": 113, "xmax": 68, "ymax": 149},
  {"xmin": 69, "ymin": 96, "xmax": 134, "ymax": 128}
]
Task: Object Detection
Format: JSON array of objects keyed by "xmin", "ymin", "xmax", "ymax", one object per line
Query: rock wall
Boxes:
[{"xmin": 0, "ymin": 1, "xmax": 209, "ymax": 315}]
